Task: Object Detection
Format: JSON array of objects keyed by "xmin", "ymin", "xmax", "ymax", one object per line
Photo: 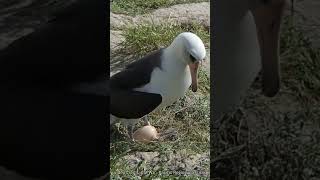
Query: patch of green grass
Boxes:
[
  {"xmin": 112, "ymin": 154, "xmax": 209, "ymax": 179},
  {"xmin": 119, "ymin": 22, "xmax": 210, "ymax": 58},
  {"xmin": 111, "ymin": 0, "xmax": 209, "ymax": 16}
]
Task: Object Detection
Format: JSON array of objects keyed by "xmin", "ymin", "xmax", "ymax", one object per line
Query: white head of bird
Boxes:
[{"xmin": 166, "ymin": 32, "xmax": 206, "ymax": 92}]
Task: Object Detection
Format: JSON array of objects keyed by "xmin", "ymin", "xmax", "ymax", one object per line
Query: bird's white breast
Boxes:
[{"xmin": 134, "ymin": 63, "xmax": 191, "ymax": 110}]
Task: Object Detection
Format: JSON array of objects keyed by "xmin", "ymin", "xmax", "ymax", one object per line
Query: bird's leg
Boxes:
[
  {"xmin": 117, "ymin": 124, "xmax": 121, "ymax": 134},
  {"xmin": 127, "ymin": 119, "xmax": 139, "ymax": 140},
  {"xmin": 143, "ymin": 116, "xmax": 150, "ymax": 126},
  {"xmin": 127, "ymin": 125, "xmax": 134, "ymax": 139}
]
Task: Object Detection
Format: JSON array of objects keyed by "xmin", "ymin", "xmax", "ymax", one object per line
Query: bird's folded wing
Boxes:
[{"xmin": 110, "ymin": 89, "xmax": 162, "ymax": 119}]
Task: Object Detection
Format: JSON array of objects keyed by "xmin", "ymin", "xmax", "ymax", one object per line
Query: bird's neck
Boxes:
[{"xmin": 162, "ymin": 46, "xmax": 188, "ymax": 74}]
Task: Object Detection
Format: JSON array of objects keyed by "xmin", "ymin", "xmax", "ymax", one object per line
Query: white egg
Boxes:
[{"xmin": 132, "ymin": 125, "xmax": 159, "ymax": 143}]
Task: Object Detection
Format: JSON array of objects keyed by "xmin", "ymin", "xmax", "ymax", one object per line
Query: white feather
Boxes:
[{"xmin": 133, "ymin": 49, "xmax": 191, "ymax": 110}]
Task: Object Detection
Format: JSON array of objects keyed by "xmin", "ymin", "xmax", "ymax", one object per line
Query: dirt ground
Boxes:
[
  {"xmin": 0, "ymin": 0, "xmax": 75, "ymax": 49},
  {"xmin": 294, "ymin": 0, "xmax": 320, "ymax": 48}
]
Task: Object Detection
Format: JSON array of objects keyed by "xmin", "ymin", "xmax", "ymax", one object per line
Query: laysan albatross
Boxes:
[
  {"xmin": 212, "ymin": 0, "xmax": 287, "ymax": 120},
  {"xmin": 110, "ymin": 32, "xmax": 206, "ymax": 136}
]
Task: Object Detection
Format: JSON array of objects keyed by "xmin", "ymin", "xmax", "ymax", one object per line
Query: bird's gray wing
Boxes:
[
  {"xmin": 110, "ymin": 49, "xmax": 163, "ymax": 90},
  {"xmin": 110, "ymin": 89, "xmax": 162, "ymax": 119},
  {"xmin": 110, "ymin": 49, "xmax": 164, "ymax": 118}
]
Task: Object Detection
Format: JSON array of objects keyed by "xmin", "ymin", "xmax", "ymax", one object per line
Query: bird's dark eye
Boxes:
[{"xmin": 190, "ymin": 55, "xmax": 196, "ymax": 62}]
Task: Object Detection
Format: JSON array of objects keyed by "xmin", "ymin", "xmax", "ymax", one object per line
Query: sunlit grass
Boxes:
[
  {"xmin": 119, "ymin": 22, "xmax": 210, "ymax": 58},
  {"xmin": 111, "ymin": 0, "xmax": 209, "ymax": 16}
]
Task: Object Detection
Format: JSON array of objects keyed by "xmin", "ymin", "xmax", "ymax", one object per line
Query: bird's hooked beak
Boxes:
[
  {"xmin": 251, "ymin": 0, "xmax": 286, "ymax": 97},
  {"xmin": 189, "ymin": 61, "xmax": 201, "ymax": 92}
]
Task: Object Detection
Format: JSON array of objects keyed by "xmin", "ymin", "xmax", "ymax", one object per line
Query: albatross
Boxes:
[
  {"xmin": 213, "ymin": 0, "xmax": 286, "ymax": 120},
  {"xmin": 110, "ymin": 32, "xmax": 206, "ymax": 136}
]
